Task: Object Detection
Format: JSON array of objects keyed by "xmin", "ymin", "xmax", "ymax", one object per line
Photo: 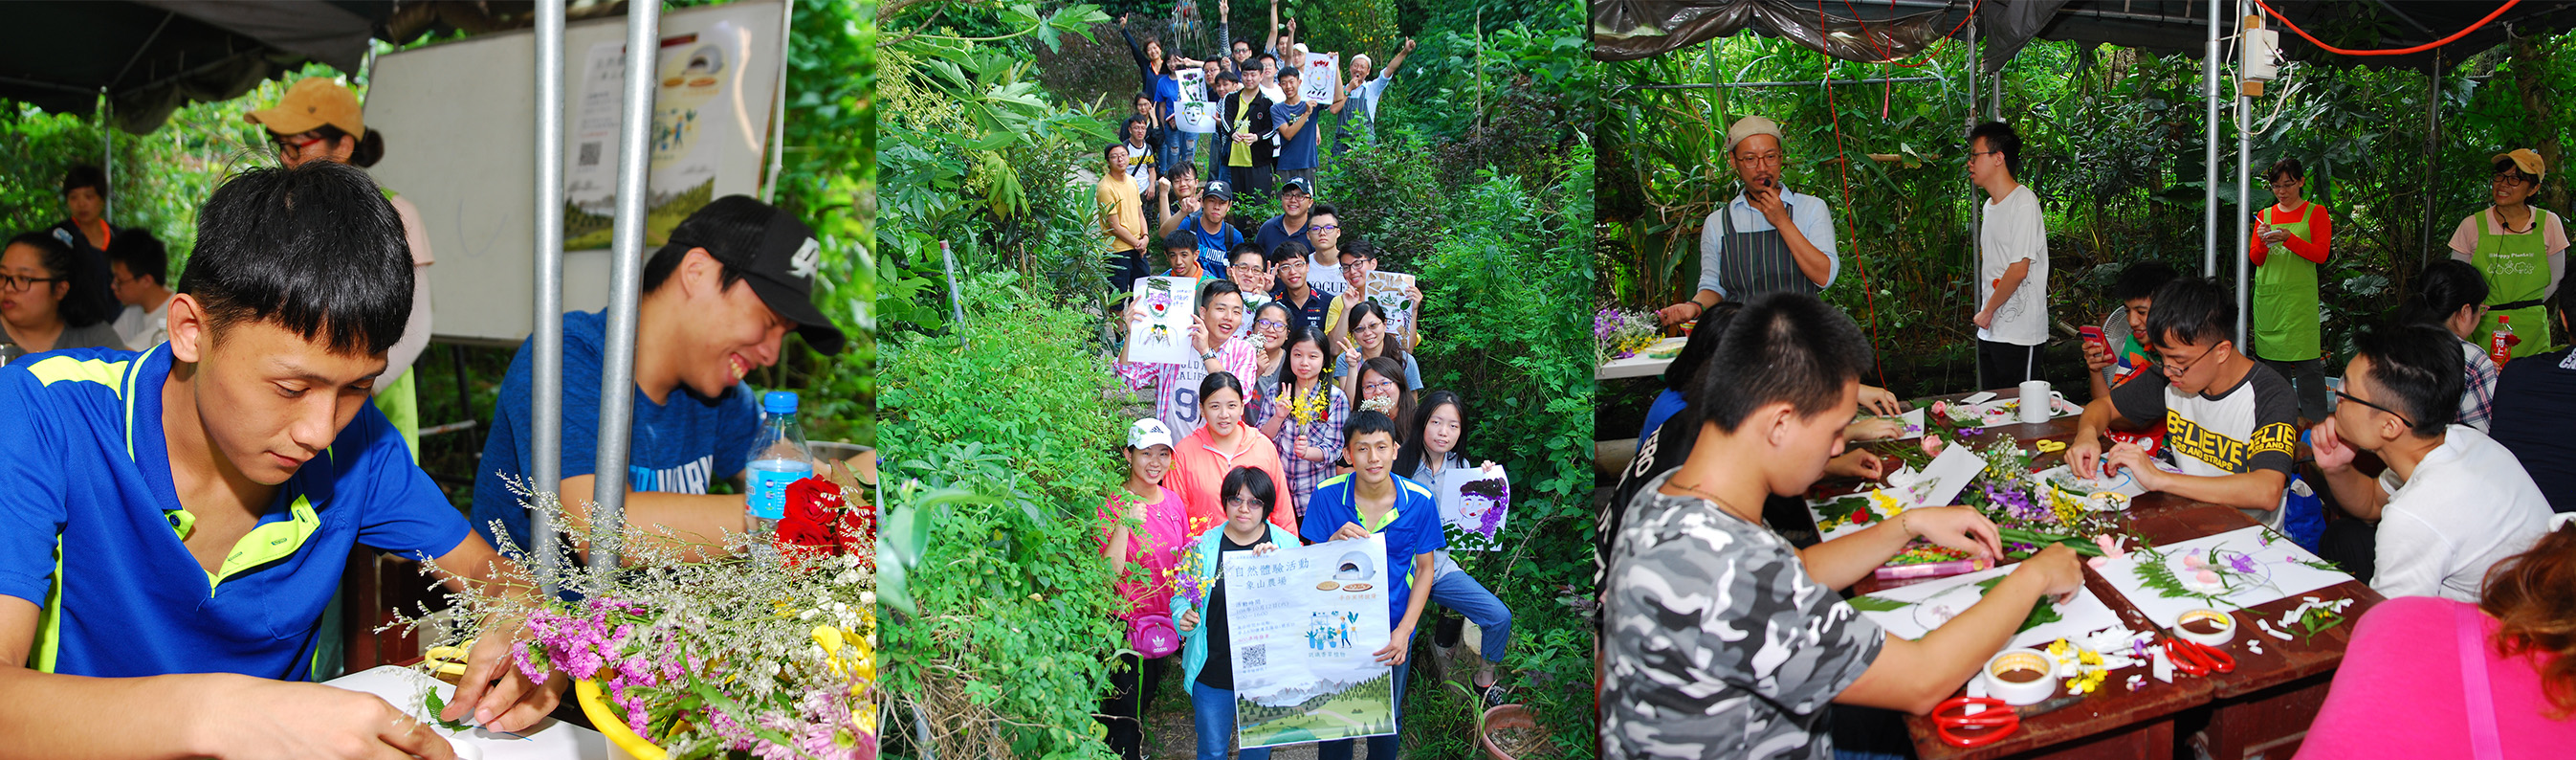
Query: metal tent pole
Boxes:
[
  {"xmin": 100, "ymin": 95, "xmax": 113, "ymax": 223},
  {"xmin": 590, "ymin": 0, "xmax": 662, "ymax": 575},
  {"xmin": 530, "ymin": 0, "xmax": 566, "ymax": 592},
  {"xmin": 1967, "ymin": 19, "xmax": 1980, "ymax": 340},
  {"xmin": 761, "ymin": 0, "xmax": 794, "ymax": 204},
  {"xmin": 2235, "ymin": 1, "xmax": 2254, "ymax": 348},
  {"xmin": 2205, "ymin": 0, "xmax": 2222, "ymax": 278}
]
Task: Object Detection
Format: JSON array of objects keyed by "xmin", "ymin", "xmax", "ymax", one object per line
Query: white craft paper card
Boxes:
[
  {"xmin": 1961, "ymin": 391, "xmax": 1999, "ymax": 404},
  {"xmin": 1896, "ymin": 408, "xmax": 1926, "ymax": 439},
  {"xmin": 1301, "ymin": 52, "xmax": 1340, "ymax": 104},
  {"xmin": 1434, "ymin": 464, "xmax": 1509, "ymax": 548},
  {"xmin": 1174, "ymin": 100, "xmax": 1221, "ymax": 134},
  {"xmin": 2029, "ymin": 464, "xmax": 2147, "ymax": 499},
  {"xmin": 1851, "ymin": 565, "xmax": 2123, "ymax": 651},
  {"xmin": 324, "ymin": 665, "xmax": 606, "ymax": 760},
  {"xmin": 2098, "ymin": 525, "xmax": 2356, "ymax": 628},
  {"xmin": 1178, "ymin": 66, "xmax": 1210, "ymax": 102},
  {"xmin": 1124, "ymin": 277, "xmax": 1201, "ymax": 366},
  {"xmin": 1363, "ymin": 271, "xmax": 1418, "ymax": 334},
  {"xmin": 1912, "ymin": 443, "xmax": 1988, "ymax": 508}
]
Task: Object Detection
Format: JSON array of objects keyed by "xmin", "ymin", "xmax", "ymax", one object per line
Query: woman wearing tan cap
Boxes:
[
  {"xmin": 2451, "ymin": 148, "xmax": 2568, "ymax": 361},
  {"xmin": 247, "ymin": 78, "xmax": 434, "ymax": 460}
]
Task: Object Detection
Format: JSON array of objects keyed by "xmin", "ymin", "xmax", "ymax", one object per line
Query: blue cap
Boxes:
[{"xmin": 762, "ymin": 391, "xmax": 799, "ymax": 414}]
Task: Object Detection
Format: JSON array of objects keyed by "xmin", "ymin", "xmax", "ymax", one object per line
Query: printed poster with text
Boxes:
[
  {"xmin": 1227, "ymin": 534, "xmax": 1398, "ymax": 748},
  {"xmin": 563, "ymin": 20, "xmax": 759, "ymax": 249}
]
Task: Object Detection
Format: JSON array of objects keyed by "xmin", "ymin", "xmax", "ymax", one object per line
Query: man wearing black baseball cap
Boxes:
[{"xmin": 471, "ymin": 196, "xmax": 848, "ymax": 561}]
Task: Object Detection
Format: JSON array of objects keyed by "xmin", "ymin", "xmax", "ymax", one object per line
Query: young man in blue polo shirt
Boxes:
[
  {"xmin": 1300, "ymin": 410, "xmax": 1441, "ymax": 760},
  {"xmin": 0, "ymin": 163, "xmax": 561, "ymax": 757},
  {"xmin": 473, "ymin": 196, "xmax": 848, "ymax": 563}
]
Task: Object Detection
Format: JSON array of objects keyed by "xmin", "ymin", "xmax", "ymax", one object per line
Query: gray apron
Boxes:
[{"xmin": 1716, "ymin": 199, "xmax": 1821, "ymax": 299}]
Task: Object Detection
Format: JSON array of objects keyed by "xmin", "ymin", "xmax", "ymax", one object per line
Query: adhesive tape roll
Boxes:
[
  {"xmin": 2174, "ymin": 608, "xmax": 2237, "ymax": 647},
  {"xmin": 1981, "ymin": 648, "xmax": 2059, "ymax": 705}
]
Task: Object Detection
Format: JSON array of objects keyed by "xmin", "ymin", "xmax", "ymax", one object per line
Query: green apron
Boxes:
[
  {"xmin": 2470, "ymin": 207, "xmax": 2558, "ymax": 360},
  {"xmin": 2252, "ymin": 205, "xmax": 2323, "ymax": 361}
]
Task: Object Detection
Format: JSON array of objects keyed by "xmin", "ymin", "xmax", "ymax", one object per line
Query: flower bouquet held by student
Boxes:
[
  {"xmin": 1260, "ymin": 325, "xmax": 1348, "ymax": 509},
  {"xmin": 1172, "ymin": 467, "xmax": 1300, "ymax": 760}
]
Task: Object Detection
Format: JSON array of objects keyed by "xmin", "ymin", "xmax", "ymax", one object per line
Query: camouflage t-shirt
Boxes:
[{"xmin": 1600, "ymin": 470, "xmax": 1885, "ymax": 760}]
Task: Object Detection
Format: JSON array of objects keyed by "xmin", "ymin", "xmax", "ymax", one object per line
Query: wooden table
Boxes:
[{"xmin": 1835, "ymin": 391, "xmax": 2379, "ymax": 759}]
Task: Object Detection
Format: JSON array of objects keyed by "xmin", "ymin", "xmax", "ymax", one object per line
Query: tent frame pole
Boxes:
[
  {"xmin": 590, "ymin": 0, "xmax": 663, "ymax": 577},
  {"xmin": 530, "ymin": 0, "xmax": 566, "ymax": 592},
  {"xmin": 2235, "ymin": 1, "xmax": 2254, "ymax": 349},
  {"xmin": 2206, "ymin": 0, "xmax": 2222, "ymax": 279}
]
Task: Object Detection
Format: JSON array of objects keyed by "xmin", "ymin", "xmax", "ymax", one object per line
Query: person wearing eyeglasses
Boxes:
[
  {"xmin": 1255, "ymin": 179, "xmax": 1320, "ymax": 284},
  {"xmin": 1655, "ymin": 116, "xmax": 1840, "ymax": 328},
  {"xmin": 1968, "ymin": 121, "xmax": 2050, "ymax": 392},
  {"xmin": 1266, "ymin": 239, "xmax": 1332, "ymax": 333},
  {"xmin": 246, "ymin": 78, "xmax": 434, "ymax": 463},
  {"xmin": 2249, "ymin": 158, "xmax": 2333, "ymax": 423},
  {"xmin": 1, "ymin": 232, "xmax": 127, "ymax": 355},
  {"xmin": 2451, "ymin": 149, "xmax": 2568, "ymax": 362},
  {"xmin": 2406, "ymin": 260, "xmax": 2501, "ymax": 433},
  {"xmin": 2306, "ymin": 321, "xmax": 2552, "ymax": 601},
  {"xmin": 2066, "ymin": 278, "xmax": 2301, "ymax": 530}
]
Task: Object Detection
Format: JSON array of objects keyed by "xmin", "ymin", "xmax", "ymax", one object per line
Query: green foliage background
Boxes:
[{"xmin": 1600, "ymin": 27, "xmax": 2576, "ymax": 429}]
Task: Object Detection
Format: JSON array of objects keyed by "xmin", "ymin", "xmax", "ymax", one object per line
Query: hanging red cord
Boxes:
[
  {"xmin": 1837, "ymin": 0, "xmax": 1983, "ymax": 68},
  {"xmin": 1822, "ymin": 0, "xmax": 1893, "ymax": 390},
  {"xmin": 2256, "ymin": 0, "xmax": 2521, "ymax": 56}
]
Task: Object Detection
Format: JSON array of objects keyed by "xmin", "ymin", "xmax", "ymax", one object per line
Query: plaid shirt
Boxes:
[
  {"xmin": 2459, "ymin": 338, "xmax": 2499, "ymax": 432},
  {"xmin": 1115, "ymin": 338, "xmax": 1262, "ymax": 440},
  {"xmin": 1267, "ymin": 383, "xmax": 1349, "ymax": 513}
]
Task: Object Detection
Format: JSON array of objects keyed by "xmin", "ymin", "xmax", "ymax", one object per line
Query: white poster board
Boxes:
[
  {"xmin": 1300, "ymin": 52, "xmax": 1340, "ymax": 104},
  {"xmin": 1174, "ymin": 100, "xmax": 1221, "ymax": 135},
  {"xmin": 1125, "ymin": 277, "xmax": 1201, "ymax": 366},
  {"xmin": 2098, "ymin": 525, "xmax": 2357, "ymax": 628},
  {"xmin": 1178, "ymin": 67, "xmax": 1210, "ymax": 103},
  {"xmin": 1226, "ymin": 534, "xmax": 1399, "ymax": 748},
  {"xmin": 562, "ymin": 23, "xmax": 759, "ymax": 249},
  {"xmin": 364, "ymin": 1, "xmax": 785, "ymax": 343},
  {"xmin": 1435, "ymin": 464, "xmax": 1509, "ymax": 549}
]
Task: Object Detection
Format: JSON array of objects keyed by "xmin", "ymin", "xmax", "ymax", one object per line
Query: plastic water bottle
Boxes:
[
  {"xmin": 744, "ymin": 391, "xmax": 816, "ymax": 537},
  {"xmin": 2490, "ymin": 316, "xmax": 2517, "ymax": 368}
]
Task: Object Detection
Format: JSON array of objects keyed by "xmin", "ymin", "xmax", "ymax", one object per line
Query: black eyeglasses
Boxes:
[
  {"xmin": 0, "ymin": 274, "xmax": 65, "ymax": 292},
  {"xmin": 2333, "ymin": 389, "xmax": 2414, "ymax": 430}
]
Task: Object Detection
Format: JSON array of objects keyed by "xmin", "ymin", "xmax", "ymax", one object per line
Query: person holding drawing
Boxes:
[
  {"xmin": 1601, "ymin": 292, "xmax": 2081, "ymax": 758},
  {"xmin": 1334, "ymin": 302, "xmax": 1421, "ymax": 399},
  {"xmin": 1322, "ymin": 235, "xmax": 1422, "ymax": 353},
  {"xmin": 1268, "ymin": 66, "xmax": 1342, "ymax": 196},
  {"xmin": 0, "ymin": 163, "xmax": 564, "ymax": 758},
  {"xmin": 1300, "ymin": 410, "xmax": 1442, "ymax": 760},
  {"xmin": 1393, "ymin": 391, "xmax": 1514, "ymax": 705},
  {"xmin": 1117, "ymin": 279, "xmax": 1261, "ymax": 440},
  {"xmin": 1173, "ymin": 467, "xmax": 1299, "ymax": 760}
]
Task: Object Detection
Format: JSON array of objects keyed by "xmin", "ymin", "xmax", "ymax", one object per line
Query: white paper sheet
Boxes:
[
  {"xmin": 1124, "ymin": 277, "xmax": 1201, "ymax": 366},
  {"xmin": 2098, "ymin": 525, "xmax": 2357, "ymax": 628},
  {"xmin": 1434, "ymin": 464, "xmax": 1508, "ymax": 548},
  {"xmin": 1851, "ymin": 566, "xmax": 2124, "ymax": 651},
  {"xmin": 323, "ymin": 666, "xmax": 605, "ymax": 760}
]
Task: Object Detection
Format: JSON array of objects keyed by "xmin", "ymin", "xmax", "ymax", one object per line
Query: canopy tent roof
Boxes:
[
  {"xmin": 0, "ymin": 0, "xmax": 631, "ymax": 134},
  {"xmin": 1594, "ymin": 0, "xmax": 2576, "ymax": 70}
]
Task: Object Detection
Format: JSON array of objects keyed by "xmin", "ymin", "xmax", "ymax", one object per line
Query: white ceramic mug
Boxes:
[{"xmin": 2018, "ymin": 380, "xmax": 2056, "ymax": 424}]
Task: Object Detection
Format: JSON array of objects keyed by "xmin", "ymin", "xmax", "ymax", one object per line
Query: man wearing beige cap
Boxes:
[
  {"xmin": 2450, "ymin": 148, "xmax": 2568, "ymax": 361},
  {"xmin": 1657, "ymin": 115, "xmax": 1840, "ymax": 327}
]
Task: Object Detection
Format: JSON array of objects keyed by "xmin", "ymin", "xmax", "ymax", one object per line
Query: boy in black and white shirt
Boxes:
[{"xmin": 2068, "ymin": 277, "xmax": 2300, "ymax": 529}]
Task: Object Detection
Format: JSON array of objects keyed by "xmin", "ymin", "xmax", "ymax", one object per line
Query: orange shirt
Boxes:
[{"xmin": 1162, "ymin": 426, "xmax": 1298, "ymax": 538}]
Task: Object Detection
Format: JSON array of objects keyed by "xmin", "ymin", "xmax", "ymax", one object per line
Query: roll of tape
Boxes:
[
  {"xmin": 2173, "ymin": 608, "xmax": 2237, "ymax": 647},
  {"xmin": 1980, "ymin": 648, "xmax": 2060, "ymax": 705}
]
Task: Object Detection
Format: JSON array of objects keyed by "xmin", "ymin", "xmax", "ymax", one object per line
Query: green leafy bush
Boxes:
[{"xmin": 879, "ymin": 270, "xmax": 1127, "ymax": 760}]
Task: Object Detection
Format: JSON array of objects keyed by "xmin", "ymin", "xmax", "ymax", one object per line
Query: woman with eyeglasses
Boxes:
[
  {"xmin": 1352, "ymin": 356, "xmax": 1415, "ymax": 447},
  {"xmin": 2249, "ymin": 158, "xmax": 2332, "ymax": 423},
  {"xmin": 1, "ymin": 232, "xmax": 127, "ymax": 356},
  {"xmin": 2451, "ymin": 149, "xmax": 2569, "ymax": 362},
  {"xmin": 247, "ymin": 78, "xmax": 434, "ymax": 460},
  {"xmin": 1170, "ymin": 466, "xmax": 1298, "ymax": 760},
  {"xmin": 1335, "ymin": 301, "xmax": 1420, "ymax": 403}
]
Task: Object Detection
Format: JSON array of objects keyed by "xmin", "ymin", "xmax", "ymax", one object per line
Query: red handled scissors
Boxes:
[
  {"xmin": 2165, "ymin": 637, "xmax": 2237, "ymax": 676},
  {"xmin": 1933, "ymin": 694, "xmax": 2085, "ymax": 748}
]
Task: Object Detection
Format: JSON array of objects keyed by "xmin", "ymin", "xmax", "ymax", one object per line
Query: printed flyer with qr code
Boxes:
[{"xmin": 1224, "ymin": 533, "xmax": 1397, "ymax": 747}]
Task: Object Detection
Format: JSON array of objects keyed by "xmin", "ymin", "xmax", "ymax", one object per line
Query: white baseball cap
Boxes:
[{"xmin": 1128, "ymin": 418, "xmax": 1175, "ymax": 450}]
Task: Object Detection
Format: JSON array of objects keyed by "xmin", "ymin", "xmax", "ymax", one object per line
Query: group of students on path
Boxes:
[
  {"xmin": 1090, "ymin": 118, "xmax": 1519, "ymax": 757},
  {"xmin": 1597, "ymin": 110, "xmax": 2576, "ymax": 758}
]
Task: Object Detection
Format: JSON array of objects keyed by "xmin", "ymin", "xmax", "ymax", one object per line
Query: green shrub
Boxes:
[
  {"xmin": 880, "ymin": 270, "xmax": 1127, "ymax": 760},
  {"xmin": 1315, "ymin": 128, "xmax": 1449, "ymax": 271}
]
